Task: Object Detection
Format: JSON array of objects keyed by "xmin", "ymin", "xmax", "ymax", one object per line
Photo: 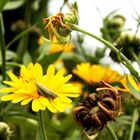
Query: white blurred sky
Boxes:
[{"xmin": 48, "ymin": 0, "xmax": 140, "ymax": 74}]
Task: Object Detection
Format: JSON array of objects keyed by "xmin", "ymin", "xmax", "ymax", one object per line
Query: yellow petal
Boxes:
[
  {"xmin": 21, "ymin": 97, "xmax": 33, "ymax": 105},
  {"xmin": 128, "ymin": 76, "xmax": 139, "ymax": 91},
  {"xmin": 8, "ymin": 72, "xmax": 19, "ymax": 82},
  {"xmin": 11, "ymin": 94, "xmax": 30, "ymax": 103},
  {"xmin": 55, "ymin": 67, "xmax": 65, "ymax": 78},
  {"xmin": 52, "ymin": 98, "xmax": 65, "ymax": 112},
  {"xmin": 57, "ymin": 84, "xmax": 80, "ymax": 97},
  {"xmin": 1, "ymin": 94, "xmax": 14, "ymax": 101},
  {"xmin": 20, "ymin": 65, "xmax": 28, "ymax": 76},
  {"xmin": 38, "ymin": 96, "xmax": 57, "ymax": 113},
  {"xmin": 34, "ymin": 63, "xmax": 43, "ymax": 79},
  {"xmin": 59, "ymin": 96, "xmax": 72, "ymax": 104},
  {"xmin": 50, "ymin": 75, "xmax": 72, "ymax": 92},
  {"xmin": 3, "ymin": 81, "xmax": 16, "ymax": 87},
  {"xmin": 28, "ymin": 63, "xmax": 34, "ymax": 69},
  {"xmin": 32, "ymin": 98, "xmax": 46, "ymax": 112},
  {"xmin": 0, "ymin": 87, "xmax": 15, "ymax": 93},
  {"xmin": 46, "ymin": 65, "xmax": 55, "ymax": 80}
]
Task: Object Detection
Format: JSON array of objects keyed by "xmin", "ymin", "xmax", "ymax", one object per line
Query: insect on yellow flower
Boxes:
[{"xmin": 0, "ymin": 63, "xmax": 80, "ymax": 112}]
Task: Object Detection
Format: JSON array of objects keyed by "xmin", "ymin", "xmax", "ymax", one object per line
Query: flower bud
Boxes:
[
  {"xmin": 63, "ymin": 12, "xmax": 78, "ymax": 25},
  {"xmin": 77, "ymin": 34, "xmax": 84, "ymax": 44},
  {"xmin": 0, "ymin": 122, "xmax": 12, "ymax": 140},
  {"xmin": 100, "ymin": 11, "xmax": 125, "ymax": 42},
  {"xmin": 107, "ymin": 15, "xmax": 125, "ymax": 29},
  {"xmin": 58, "ymin": 26, "xmax": 71, "ymax": 37},
  {"xmin": 95, "ymin": 47, "xmax": 106, "ymax": 58},
  {"xmin": 110, "ymin": 31, "xmax": 140, "ymax": 62}
]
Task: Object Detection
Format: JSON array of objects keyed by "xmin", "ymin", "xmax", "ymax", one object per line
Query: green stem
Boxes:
[
  {"xmin": 6, "ymin": 24, "xmax": 37, "ymax": 50},
  {"xmin": 16, "ymin": 1, "xmax": 31, "ymax": 57},
  {"xmin": 106, "ymin": 123, "xmax": 118, "ymax": 140},
  {"xmin": 0, "ymin": 13, "xmax": 6, "ymax": 81},
  {"xmin": 39, "ymin": 111, "xmax": 47, "ymax": 140},
  {"xmin": 129, "ymin": 109, "xmax": 138, "ymax": 140},
  {"xmin": 79, "ymin": 44, "xmax": 88, "ymax": 60},
  {"xmin": 0, "ymin": 62, "xmax": 21, "ymax": 67},
  {"xmin": 131, "ymin": 49, "xmax": 140, "ymax": 67},
  {"xmin": 70, "ymin": 24, "xmax": 140, "ymax": 81}
]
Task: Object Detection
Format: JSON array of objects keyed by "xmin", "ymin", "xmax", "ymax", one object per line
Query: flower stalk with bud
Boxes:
[{"xmin": 43, "ymin": 8, "xmax": 140, "ymax": 82}]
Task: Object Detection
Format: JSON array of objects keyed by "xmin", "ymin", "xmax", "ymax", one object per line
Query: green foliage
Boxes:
[
  {"xmin": 0, "ymin": 0, "xmax": 8, "ymax": 12},
  {"xmin": 4, "ymin": 0, "xmax": 25, "ymax": 11},
  {"xmin": 0, "ymin": 0, "xmax": 140, "ymax": 140},
  {"xmin": 127, "ymin": 78, "xmax": 140, "ymax": 100}
]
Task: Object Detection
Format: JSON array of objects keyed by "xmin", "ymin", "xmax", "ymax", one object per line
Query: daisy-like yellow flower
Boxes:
[
  {"xmin": 49, "ymin": 42, "xmax": 74, "ymax": 54},
  {"xmin": 0, "ymin": 63, "xmax": 79, "ymax": 112},
  {"xmin": 73, "ymin": 63, "xmax": 91, "ymax": 83},
  {"xmin": 73, "ymin": 63, "xmax": 122, "ymax": 84},
  {"xmin": 49, "ymin": 36, "xmax": 74, "ymax": 53},
  {"xmin": 118, "ymin": 75, "xmax": 140, "ymax": 93}
]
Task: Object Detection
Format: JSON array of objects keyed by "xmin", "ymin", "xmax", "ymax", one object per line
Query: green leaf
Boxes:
[
  {"xmin": 23, "ymin": 51, "xmax": 32, "ymax": 66},
  {"xmin": 37, "ymin": 39, "xmax": 51, "ymax": 61},
  {"xmin": 5, "ymin": 50, "xmax": 17, "ymax": 60},
  {"xmin": 133, "ymin": 109, "xmax": 139, "ymax": 122},
  {"xmin": 73, "ymin": 1, "xmax": 78, "ymax": 12},
  {"xmin": 4, "ymin": 0, "xmax": 25, "ymax": 11},
  {"xmin": 61, "ymin": 52, "xmax": 85, "ymax": 62},
  {"xmin": 127, "ymin": 77, "xmax": 140, "ymax": 100},
  {"xmin": 38, "ymin": 52, "xmax": 62, "ymax": 71},
  {"xmin": 0, "ymin": 0, "xmax": 8, "ymax": 12},
  {"xmin": 7, "ymin": 51, "xmax": 16, "ymax": 59},
  {"xmin": 4, "ymin": 115, "xmax": 38, "ymax": 130}
]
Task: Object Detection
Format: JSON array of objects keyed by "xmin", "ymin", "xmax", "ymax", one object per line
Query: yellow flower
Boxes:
[
  {"xmin": 73, "ymin": 63, "xmax": 91, "ymax": 83},
  {"xmin": 70, "ymin": 81, "xmax": 83, "ymax": 95},
  {"xmin": 49, "ymin": 36, "xmax": 74, "ymax": 53},
  {"xmin": 118, "ymin": 75, "xmax": 140, "ymax": 93},
  {"xmin": 20, "ymin": 63, "xmax": 43, "ymax": 81},
  {"xmin": 38, "ymin": 36, "xmax": 44, "ymax": 46},
  {"xmin": 0, "ymin": 63, "xmax": 80, "ymax": 112},
  {"xmin": 49, "ymin": 42, "xmax": 74, "ymax": 53},
  {"xmin": 73, "ymin": 63, "xmax": 122, "ymax": 84}
]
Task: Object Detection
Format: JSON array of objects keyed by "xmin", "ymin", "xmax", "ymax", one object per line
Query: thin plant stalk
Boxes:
[
  {"xmin": 6, "ymin": 24, "xmax": 37, "ymax": 50},
  {"xmin": 70, "ymin": 24, "xmax": 140, "ymax": 81},
  {"xmin": 106, "ymin": 123, "xmax": 118, "ymax": 140},
  {"xmin": 0, "ymin": 62, "xmax": 21, "ymax": 67},
  {"xmin": 129, "ymin": 109, "xmax": 139, "ymax": 140},
  {"xmin": 131, "ymin": 49, "xmax": 140, "ymax": 67},
  {"xmin": 16, "ymin": 1, "xmax": 31, "ymax": 57},
  {"xmin": 0, "ymin": 13, "xmax": 6, "ymax": 81},
  {"xmin": 39, "ymin": 111, "xmax": 47, "ymax": 140}
]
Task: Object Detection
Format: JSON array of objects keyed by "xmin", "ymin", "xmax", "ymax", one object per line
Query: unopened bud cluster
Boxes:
[
  {"xmin": 110, "ymin": 31, "xmax": 140, "ymax": 62},
  {"xmin": 0, "ymin": 122, "xmax": 12, "ymax": 140},
  {"xmin": 101, "ymin": 12, "xmax": 125, "ymax": 42},
  {"xmin": 43, "ymin": 8, "xmax": 78, "ymax": 44}
]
